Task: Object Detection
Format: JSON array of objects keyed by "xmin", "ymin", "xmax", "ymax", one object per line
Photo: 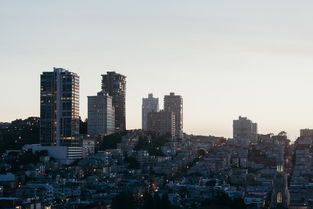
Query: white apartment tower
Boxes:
[
  {"xmin": 88, "ymin": 90, "xmax": 115, "ymax": 136},
  {"xmin": 233, "ymin": 116, "xmax": 257, "ymax": 142}
]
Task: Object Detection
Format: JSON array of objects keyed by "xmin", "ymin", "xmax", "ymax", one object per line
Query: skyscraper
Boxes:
[
  {"xmin": 88, "ymin": 90, "xmax": 115, "ymax": 136},
  {"xmin": 164, "ymin": 93, "xmax": 183, "ymax": 138},
  {"xmin": 142, "ymin": 93, "xmax": 159, "ymax": 131},
  {"xmin": 40, "ymin": 68, "xmax": 80, "ymax": 146},
  {"xmin": 233, "ymin": 116, "xmax": 257, "ymax": 142},
  {"xmin": 101, "ymin": 72, "xmax": 126, "ymax": 132}
]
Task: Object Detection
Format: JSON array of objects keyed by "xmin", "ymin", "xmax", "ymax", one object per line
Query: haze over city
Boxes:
[{"xmin": 2, "ymin": 0, "xmax": 313, "ymax": 139}]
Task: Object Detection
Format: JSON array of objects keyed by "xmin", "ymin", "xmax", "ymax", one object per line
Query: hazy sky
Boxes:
[{"xmin": 1, "ymin": 0, "xmax": 313, "ymax": 140}]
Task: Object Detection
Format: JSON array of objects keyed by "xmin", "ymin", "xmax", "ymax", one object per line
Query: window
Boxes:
[
  {"xmin": 277, "ymin": 165, "xmax": 284, "ymax": 172},
  {"xmin": 277, "ymin": 192, "xmax": 283, "ymax": 203}
]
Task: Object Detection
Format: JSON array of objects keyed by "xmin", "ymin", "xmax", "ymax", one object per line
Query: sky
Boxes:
[{"xmin": 1, "ymin": 0, "xmax": 313, "ymax": 140}]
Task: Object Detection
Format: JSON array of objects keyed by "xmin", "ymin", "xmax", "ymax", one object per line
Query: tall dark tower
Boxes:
[
  {"xmin": 40, "ymin": 68, "xmax": 80, "ymax": 146},
  {"xmin": 101, "ymin": 72, "xmax": 126, "ymax": 132},
  {"xmin": 164, "ymin": 92, "xmax": 183, "ymax": 138}
]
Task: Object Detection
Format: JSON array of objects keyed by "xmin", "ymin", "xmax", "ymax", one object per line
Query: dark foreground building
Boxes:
[
  {"xmin": 40, "ymin": 68, "xmax": 80, "ymax": 146},
  {"xmin": 147, "ymin": 110, "xmax": 175, "ymax": 138},
  {"xmin": 101, "ymin": 71, "xmax": 126, "ymax": 132}
]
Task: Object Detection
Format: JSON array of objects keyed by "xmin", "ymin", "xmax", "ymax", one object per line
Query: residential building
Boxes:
[
  {"xmin": 101, "ymin": 72, "xmax": 126, "ymax": 132},
  {"xmin": 40, "ymin": 68, "xmax": 80, "ymax": 147},
  {"xmin": 164, "ymin": 93, "xmax": 183, "ymax": 138},
  {"xmin": 142, "ymin": 93, "xmax": 159, "ymax": 131},
  {"xmin": 271, "ymin": 171, "xmax": 290, "ymax": 208},
  {"xmin": 233, "ymin": 116, "xmax": 257, "ymax": 142},
  {"xmin": 24, "ymin": 144, "xmax": 83, "ymax": 165},
  {"xmin": 88, "ymin": 90, "xmax": 115, "ymax": 136},
  {"xmin": 300, "ymin": 129, "xmax": 313, "ymax": 137},
  {"xmin": 147, "ymin": 110, "xmax": 175, "ymax": 138}
]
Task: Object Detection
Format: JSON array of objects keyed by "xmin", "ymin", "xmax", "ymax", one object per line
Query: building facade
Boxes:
[
  {"xmin": 300, "ymin": 129, "xmax": 313, "ymax": 137},
  {"xmin": 101, "ymin": 72, "xmax": 126, "ymax": 132},
  {"xmin": 142, "ymin": 93, "xmax": 159, "ymax": 131},
  {"xmin": 87, "ymin": 90, "xmax": 115, "ymax": 136},
  {"xmin": 147, "ymin": 111, "xmax": 175, "ymax": 138},
  {"xmin": 233, "ymin": 116, "xmax": 257, "ymax": 142},
  {"xmin": 40, "ymin": 68, "xmax": 80, "ymax": 147},
  {"xmin": 164, "ymin": 93, "xmax": 183, "ymax": 138},
  {"xmin": 271, "ymin": 171, "xmax": 290, "ymax": 208}
]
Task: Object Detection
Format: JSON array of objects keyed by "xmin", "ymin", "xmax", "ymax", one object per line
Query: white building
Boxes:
[
  {"xmin": 88, "ymin": 90, "xmax": 115, "ymax": 136},
  {"xmin": 142, "ymin": 93, "xmax": 159, "ymax": 131},
  {"xmin": 23, "ymin": 144, "xmax": 83, "ymax": 165},
  {"xmin": 233, "ymin": 116, "xmax": 257, "ymax": 142}
]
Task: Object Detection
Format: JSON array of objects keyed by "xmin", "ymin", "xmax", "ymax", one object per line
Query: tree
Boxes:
[
  {"xmin": 200, "ymin": 194, "xmax": 247, "ymax": 209},
  {"xmin": 79, "ymin": 117, "xmax": 88, "ymax": 134},
  {"xmin": 112, "ymin": 192, "xmax": 135, "ymax": 209},
  {"xmin": 161, "ymin": 193, "xmax": 173, "ymax": 209},
  {"xmin": 142, "ymin": 193, "xmax": 179, "ymax": 209},
  {"xmin": 134, "ymin": 135, "xmax": 169, "ymax": 156},
  {"xmin": 99, "ymin": 132, "xmax": 126, "ymax": 150},
  {"xmin": 125, "ymin": 156, "xmax": 140, "ymax": 169},
  {"xmin": 143, "ymin": 193, "xmax": 155, "ymax": 209},
  {"xmin": 0, "ymin": 117, "xmax": 39, "ymax": 154}
]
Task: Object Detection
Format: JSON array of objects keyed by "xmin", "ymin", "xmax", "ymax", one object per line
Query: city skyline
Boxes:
[
  {"xmin": 1, "ymin": 67, "xmax": 311, "ymax": 141},
  {"xmin": 1, "ymin": 1, "xmax": 313, "ymax": 208},
  {"xmin": 2, "ymin": 1, "xmax": 313, "ymax": 139}
]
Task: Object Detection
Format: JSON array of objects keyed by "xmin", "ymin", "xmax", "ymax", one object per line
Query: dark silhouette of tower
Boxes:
[
  {"xmin": 101, "ymin": 72, "xmax": 126, "ymax": 132},
  {"xmin": 164, "ymin": 92, "xmax": 183, "ymax": 138}
]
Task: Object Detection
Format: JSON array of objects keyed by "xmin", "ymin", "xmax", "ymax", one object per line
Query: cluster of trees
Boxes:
[
  {"xmin": 124, "ymin": 156, "xmax": 140, "ymax": 169},
  {"xmin": 79, "ymin": 117, "xmax": 88, "ymax": 134},
  {"xmin": 0, "ymin": 117, "xmax": 89, "ymax": 155},
  {"xmin": 0, "ymin": 117, "xmax": 39, "ymax": 154},
  {"xmin": 99, "ymin": 132, "xmax": 128, "ymax": 150},
  {"xmin": 0, "ymin": 150, "xmax": 48, "ymax": 172},
  {"xmin": 112, "ymin": 192, "xmax": 135, "ymax": 209},
  {"xmin": 142, "ymin": 193, "xmax": 179, "ymax": 209},
  {"xmin": 112, "ymin": 192, "xmax": 179, "ymax": 209},
  {"xmin": 134, "ymin": 135, "xmax": 170, "ymax": 156},
  {"xmin": 199, "ymin": 194, "xmax": 247, "ymax": 209},
  {"xmin": 100, "ymin": 132, "xmax": 170, "ymax": 156}
]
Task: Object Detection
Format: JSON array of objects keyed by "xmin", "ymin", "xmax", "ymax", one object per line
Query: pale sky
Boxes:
[{"xmin": 1, "ymin": 0, "xmax": 313, "ymax": 140}]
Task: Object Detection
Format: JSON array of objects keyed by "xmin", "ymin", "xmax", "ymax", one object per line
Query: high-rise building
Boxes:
[
  {"xmin": 88, "ymin": 90, "xmax": 115, "ymax": 136},
  {"xmin": 40, "ymin": 68, "xmax": 80, "ymax": 146},
  {"xmin": 164, "ymin": 93, "xmax": 183, "ymax": 138},
  {"xmin": 147, "ymin": 110, "xmax": 175, "ymax": 138},
  {"xmin": 142, "ymin": 93, "xmax": 159, "ymax": 131},
  {"xmin": 101, "ymin": 72, "xmax": 126, "ymax": 132},
  {"xmin": 300, "ymin": 129, "xmax": 313, "ymax": 137},
  {"xmin": 233, "ymin": 116, "xmax": 257, "ymax": 142}
]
